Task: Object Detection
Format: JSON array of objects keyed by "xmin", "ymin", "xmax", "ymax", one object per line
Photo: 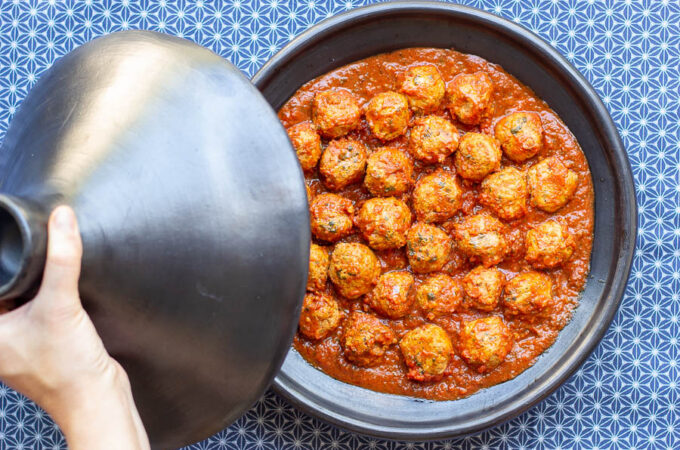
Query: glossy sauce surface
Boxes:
[{"xmin": 279, "ymin": 48, "xmax": 594, "ymax": 400}]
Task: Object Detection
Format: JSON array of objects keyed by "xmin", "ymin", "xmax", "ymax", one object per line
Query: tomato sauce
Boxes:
[{"xmin": 279, "ymin": 48, "xmax": 594, "ymax": 400}]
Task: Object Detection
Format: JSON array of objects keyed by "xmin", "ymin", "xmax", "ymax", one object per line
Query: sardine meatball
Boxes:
[
  {"xmin": 329, "ymin": 243, "xmax": 381, "ymax": 299},
  {"xmin": 503, "ymin": 272, "xmax": 553, "ymax": 316},
  {"xmin": 408, "ymin": 115, "xmax": 459, "ymax": 164},
  {"xmin": 416, "ymin": 273, "xmax": 462, "ymax": 320},
  {"xmin": 307, "ymin": 243, "xmax": 330, "ymax": 292},
  {"xmin": 312, "ymin": 88, "xmax": 362, "ymax": 138},
  {"xmin": 527, "ymin": 157, "xmax": 579, "ymax": 213},
  {"xmin": 412, "ymin": 169, "xmax": 462, "ymax": 223},
  {"xmin": 453, "ymin": 214, "xmax": 508, "ymax": 267},
  {"xmin": 355, "ymin": 197, "xmax": 412, "ymax": 251},
  {"xmin": 455, "ymin": 132, "xmax": 502, "ymax": 181},
  {"xmin": 319, "ymin": 138, "xmax": 368, "ymax": 190},
  {"xmin": 525, "ymin": 220, "xmax": 575, "ymax": 269},
  {"xmin": 342, "ymin": 311, "xmax": 396, "ymax": 367},
  {"xmin": 310, "ymin": 193, "xmax": 354, "ymax": 242},
  {"xmin": 461, "ymin": 266, "xmax": 504, "ymax": 311},
  {"xmin": 366, "ymin": 91, "xmax": 411, "ymax": 141},
  {"xmin": 479, "ymin": 167, "xmax": 528, "ymax": 221},
  {"xmin": 447, "ymin": 72, "xmax": 494, "ymax": 125},
  {"xmin": 495, "ymin": 112, "xmax": 543, "ymax": 162},
  {"xmin": 400, "ymin": 324, "xmax": 453, "ymax": 382},
  {"xmin": 287, "ymin": 121, "xmax": 322, "ymax": 171},
  {"xmin": 458, "ymin": 316, "xmax": 513, "ymax": 373},
  {"xmin": 406, "ymin": 223, "xmax": 452, "ymax": 273},
  {"xmin": 298, "ymin": 292, "xmax": 342, "ymax": 340},
  {"xmin": 367, "ymin": 271, "xmax": 415, "ymax": 319},
  {"xmin": 399, "ymin": 64, "xmax": 446, "ymax": 113},
  {"xmin": 364, "ymin": 147, "xmax": 414, "ymax": 197}
]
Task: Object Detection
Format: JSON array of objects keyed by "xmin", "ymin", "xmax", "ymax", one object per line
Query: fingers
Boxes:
[{"xmin": 35, "ymin": 206, "xmax": 83, "ymax": 311}]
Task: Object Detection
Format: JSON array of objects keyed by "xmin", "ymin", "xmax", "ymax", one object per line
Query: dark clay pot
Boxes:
[
  {"xmin": 253, "ymin": 2, "xmax": 637, "ymax": 440},
  {"xmin": 0, "ymin": 31, "xmax": 309, "ymax": 449}
]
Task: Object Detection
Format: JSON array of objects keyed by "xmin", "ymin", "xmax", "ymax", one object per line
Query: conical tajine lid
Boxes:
[{"xmin": 0, "ymin": 31, "xmax": 308, "ymax": 448}]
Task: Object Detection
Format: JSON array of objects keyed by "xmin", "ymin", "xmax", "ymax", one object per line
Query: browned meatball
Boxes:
[
  {"xmin": 312, "ymin": 89, "xmax": 362, "ymax": 138},
  {"xmin": 527, "ymin": 157, "xmax": 579, "ymax": 213},
  {"xmin": 367, "ymin": 271, "xmax": 415, "ymax": 319},
  {"xmin": 287, "ymin": 121, "xmax": 322, "ymax": 171},
  {"xmin": 446, "ymin": 72, "xmax": 494, "ymax": 125},
  {"xmin": 342, "ymin": 311, "xmax": 397, "ymax": 367},
  {"xmin": 319, "ymin": 138, "xmax": 368, "ymax": 190},
  {"xmin": 329, "ymin": 243, "xmax": 381, "ymax": 299},
  {"xmin": 479, "ymin": 167, "xmax": 528, "ymax": 221},
  {"xmin": 503, "ymin": 272, "xmax": 553, "ymax": 317},
  {"xmin": 307, "ymin": 243, "xmax": 330, "ymax": 292},
  {"xmin": 364, "ymin": 147, "xmax": 414, "ymax": 197},
  {"xmin": 406, "ymin": 222, "xmax": 452, "ymax": 273},
  {"xmin": 400, "ymin": 324, "xmax": 453, "ymax": 382},
  {"xmin": 309, "ymin": 193, "xmax": 354, "ymax": 242},
  {"xmin": 455, "ymin": 132, "xmax": 502, "ymax": 181},
  {"xmin": 416, "ymin": 273, "xmax": 462, "ymax": 320},
  {"xmin": 355, "ymin": 197, "xmax": 412, "ymax": 250},
  {"xmin": 525, "ymin": 220, "xmax": 575, "ymax": 269},
  {"xmin": 299, "ymin": 292, "xmax": 342, "ymax": 340},
  {"xmin": 453, "ymin": 214, "xmax": 508, "ymax": 267},
  {"xmin": 399, "ymin": 64, "xmax": 446, "ymax": 113},
  {"xmin": 412, "ymin": 169, "xmax": 462, "ymax": 223},
  {"xmin": 461, "ymin": 266, "xmax": 504, "ymax": 311},
  {"xmin": 408, "ymin": 115, "xmax": 459, "ymax": 164},
  {"xmin": 458, "ymin": 316, "xmax": 513, "ymax": 373},
  {"xmin": 495, "ymin": 112, "xmax": 544, "ymax": 162},
  {"xmin": 366, "ymin": 91, "xmax": 411, "ymax": 141}
]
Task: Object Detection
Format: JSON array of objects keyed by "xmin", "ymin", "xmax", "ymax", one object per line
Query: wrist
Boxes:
[{"xmin": 44, "ymin": 362, "xmax": 148, "ymax": 449}]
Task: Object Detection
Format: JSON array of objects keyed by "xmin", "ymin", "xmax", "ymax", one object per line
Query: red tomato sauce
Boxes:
[{"xmin": 279, "ymin": 48, "xmax": 594, "ymax": 400}]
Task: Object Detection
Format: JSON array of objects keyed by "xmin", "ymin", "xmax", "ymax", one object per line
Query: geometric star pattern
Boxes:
[{"xmin": 1, "ymin": 0, "xmax": 679, "ymax": 449}]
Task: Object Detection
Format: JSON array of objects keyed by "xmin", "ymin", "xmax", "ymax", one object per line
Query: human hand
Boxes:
[{"xmin": 0, "ymin": 206, "xmax": 149, "ymax": 450}]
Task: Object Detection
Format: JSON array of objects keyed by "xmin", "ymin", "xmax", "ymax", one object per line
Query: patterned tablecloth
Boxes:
[{"xmin": 0, "ymin": 0, "xmax": 678, "ymax": 449}]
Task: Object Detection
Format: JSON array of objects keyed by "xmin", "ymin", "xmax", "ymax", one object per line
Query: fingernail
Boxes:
[{"xmin": 53, "ymin": 206, "xmax": 75, "ymax": 231}]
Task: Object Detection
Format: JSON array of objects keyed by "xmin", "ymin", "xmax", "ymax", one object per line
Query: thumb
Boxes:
[{"xmin": 35, "ymin": 206, "xmax": 83, "ymax": 311}]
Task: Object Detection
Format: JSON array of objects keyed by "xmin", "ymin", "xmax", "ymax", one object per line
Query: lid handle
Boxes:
[{"xmin": 0, "ymin": 194, "xmax": 48, "ymax": 302}]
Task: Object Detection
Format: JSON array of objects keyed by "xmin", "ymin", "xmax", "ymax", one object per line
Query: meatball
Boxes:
[
  {"xmin": 307, "ymin": 243, "xmax": 330, "ymax": 292},
  {"xmin": 364, "ymin": 147, "xmax": 414, "ymax": 197},
  {"xmin": 298, "ymin": 292, "xmax": 342, "ymax": 340},
  {"xmin": 503, "ymin": 271, "xmax": 553, "ymax": 316},
  {"xmin": 455, "ymin": 132, "xmax": 502, "ymax": 181},
  {"xmin": 461, "ymin": 266, "xmax": 504, "ymax": 311},
  {"xmin": 400, "ymin": 324, "xmax": 453, "ymax": 382},
  {"xmin": 408, "ymin": 115, "xmax": 459, "ymax": 164},
  {"xmin": 446, "ymin": 72, "xmax": 494, "ymax": 125},
  {"xmin": 406, "ymin": 222, "xmax": 452, "ymax": 273},
  {"xmin": 365, "ymin": 91, "xmax": 411, "ymax": 141},
  {"xmin": 399, "ymin": 64, "xmax": 446, "ymax": 113},
  {"xmin": 479, "ymin": 167, "xmax": 528, "ymax": 221},
  {"xmin": 287, "ymin": 121, "xmax": 322, "ymax": 171},
  {"xmin": 453, "ymin": 214, "xmax": 508, "ymax": 267},
  {"xmin": 312, "ymin": 88, "xmax": 362, "ymax": 138},
  {"xmin": 355, "ymin": 197, "xmax": 412, "ymax": 251},
  {"xmin": 416, "ymin": 273, "xmax": 462, "ymax": 320},
  {"xmin": 527, "ymin": 157, "xmax": 579, "ymax": 213},
  {"xmin": 319, "ymin": 138, "xmax": 368, "ymax": 190},
  {"xmin": 329, "ymin": 243, "xmax": 381, "ymax": 299},
  {"xmin": 458, "ymin": 316, "xmax": 513, "ymax": 373},
  {"xmin": 309, "ymin": 193, "xmax": 354, "ymax": 242},
  {"xmin": 367, "ymin": 271, "xmax": 415, "ymax": 319},
  {"xmin": 525, "ymin": 220, "xmax": 575, "ymax": 269},
  {"xmin": 495, "ymin": 112, "xmax": 543, "ymax": 162},
  {"xmin": 412, "ymin": 169, "xmax": 462, "ymax": 223},
  {"xmin": 342, "ymin": 311, "xmax": 397, "ymax": 367}
]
